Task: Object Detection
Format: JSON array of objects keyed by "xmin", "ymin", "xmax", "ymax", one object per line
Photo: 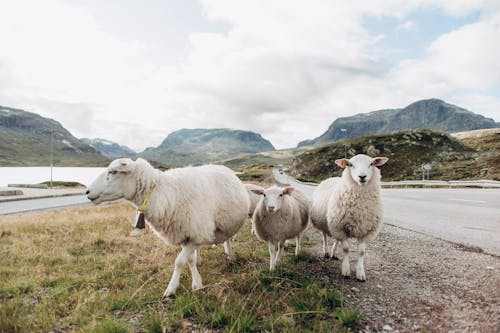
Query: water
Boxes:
[{"xmin": 0, "ymin": 167, "xmax": 106, "ymax": 187}]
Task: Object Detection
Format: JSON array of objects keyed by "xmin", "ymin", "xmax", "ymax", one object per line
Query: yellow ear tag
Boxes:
[{"xmin": 342, "ymin": 160, "xmax": 347, "ymax": 168}]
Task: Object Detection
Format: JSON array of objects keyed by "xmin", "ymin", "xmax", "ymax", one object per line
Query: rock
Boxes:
[
  {"xmin": 383, "ymin": 324, "xmax": 393, "ymax": 331},
  {"xmin": 351, "ymin": 287, "xmax": 361, "ymax": 292}
]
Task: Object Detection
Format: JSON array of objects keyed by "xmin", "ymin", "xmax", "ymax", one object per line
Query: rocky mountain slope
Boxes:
[
  {"xmin": 139, "ymin": 128, "xmax": 276, "ymax": 166},
  {"xmin": 81, "ymin": 138, "xmax": 136, "ymax": 159},
  {"xmin": 298, "ymin": 99, "xmax": 498, "ymax": 147},
  {"xmin": 291, "ymin": 129, "xmax": 499, "ymax": 181},
  {"xmin": 0, "ymin": 106, "xmax": 109, "ymax": 166}
]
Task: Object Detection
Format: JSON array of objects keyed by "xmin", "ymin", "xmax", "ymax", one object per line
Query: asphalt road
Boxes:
[
  {"xmin": 272, "ymin": 169, "xmax": 500, "ymax": 256},
  {"xmin": 0, "ymin": 195, "xmax": 91, "ymax": 215}
]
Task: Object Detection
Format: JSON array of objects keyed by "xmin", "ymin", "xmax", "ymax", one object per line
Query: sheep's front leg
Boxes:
[
  {"xmin": 275, "ymin": 241, "xmax": 285, "ymax": 264},
  {"xmin": 356, "ymin": 240, "xmax": 367, "ymax": 282},
  {"xmin": 295, "ymin": 235, "xmax": 301, "ymax": 255},
  {"xmin": 268, "ymin": 241, "xmax": 277, "ymax": 271},
  {"xmin": 188, "ymin": 249, "xmax": 203, "ymax": 290},
  {"xmin": 223, "ymin": 240, "xmax": 233, "ymax": 260},
  {"xmin": 341, "ymin": 239, "xmax": 350, "ymax": 278},
  {"xmin": 163, "ymin": 245, "xmax": 196, "ymax": 297},
  {"xmin": 330, "ymin": 240, "xmax": 339, "ymax": 260}
]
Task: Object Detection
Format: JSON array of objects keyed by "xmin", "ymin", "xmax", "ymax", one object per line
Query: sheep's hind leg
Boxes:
[
  {"xmin": 276, "ymin": 241, "xmax": 285, "ymax": 264},
  {"xmin": 330, "ymin": 240, "xmax": 339, "ymax": 260},
  {"xmin": 341, "ymin": 239, "xmax": 350, "ymax": 278},
  {"xmin": 322, "ymin": 233, "xmax": 329, "ymax": 257},
  {"xmin": 356, "ymin": 240, "xmax": 367, "ymax": 282},
  {"xmin": 295, "ymin": 235, "xmax": 301, "ymax": 255},
  {"xmin": 188, "ymin": 248, "xmax": 203, "ymax": 290},
  {"xmin": 268, "ymin": 242, "xmax": 277, "ymax": 271},
  {"xmin": 164, "ymin": 245, "xmax": 196, "ymax": 297}
]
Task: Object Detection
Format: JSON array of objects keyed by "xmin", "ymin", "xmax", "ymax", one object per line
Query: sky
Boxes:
[{"xmin": 0, "ymin": 0, "xmax": 499, "ymax": 151}]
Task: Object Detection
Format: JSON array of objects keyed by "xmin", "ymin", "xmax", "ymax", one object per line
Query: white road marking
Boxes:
[{"xmin": 448, "ymin": 198, "xmax": 487, "ymax": 204}]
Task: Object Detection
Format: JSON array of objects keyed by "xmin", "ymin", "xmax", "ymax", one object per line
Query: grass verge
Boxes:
[{"xmin": 0, "ymin": 203, "xmax": 358, "ymax": 332}]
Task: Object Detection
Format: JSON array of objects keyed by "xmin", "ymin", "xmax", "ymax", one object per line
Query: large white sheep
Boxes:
[
  {"xmin": 251, "ymin": 186, "xmax": 309, "ymax": 271},
  {"xmin": 86, "ymin": 158, "xmax": 250, "ymax": 297},
  {"xmin": 310, "ymin": 154, "xmax": 388, "ymax": 281}
]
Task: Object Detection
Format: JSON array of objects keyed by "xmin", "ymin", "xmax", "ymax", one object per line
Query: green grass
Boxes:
[{"xmin": 0, "ymin": 203, "xmax": 358, "ymax": 332}]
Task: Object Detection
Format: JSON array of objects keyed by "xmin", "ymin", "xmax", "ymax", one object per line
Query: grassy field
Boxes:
[{"xmin": 0, "ymin": 203, "xmax": 358, "ymax": 332}]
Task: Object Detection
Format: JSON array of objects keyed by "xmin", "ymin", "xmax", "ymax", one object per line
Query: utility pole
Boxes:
[{"xmin": 50, "ymin": 131, "xmax": 53, "ymax": 189}]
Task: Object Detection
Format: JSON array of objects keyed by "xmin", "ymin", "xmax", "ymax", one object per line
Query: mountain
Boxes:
[
  {"xmin": 139, "ymin": 128, "xmax": 276, "ymax": 166},
  {"xmin": 0, "ymin": 106, "xmax": 109, "ymax": 166},
  {"xmin": 81, "ymin": 138, "xmax": 136, "ymax": 159},
  {"xmin": 291, "ymin": 129, "xmax": 499, "ymax": 182},
  {"xmin": 298, "ymin": 99, "xmax": 498, "ymax": 147}
]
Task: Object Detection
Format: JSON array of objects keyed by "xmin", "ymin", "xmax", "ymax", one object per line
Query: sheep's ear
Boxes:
[
  {"xmin": 251, "ymin": 189, "xmax": 264, "ymax": 195},
  {"xmin": 335, "ymin": 159, "xmax": 351, "ymax": 169},
  {"xmin": 110, "ymin": 160, "xmax": 133, "ymax": 174},
  {"xmin": 371, "ymin": 157, "xmax": 389, "ymax": 167},
  {"xmin": 283, "ymin": 187, "xmax": 294, "ymax": 195}
]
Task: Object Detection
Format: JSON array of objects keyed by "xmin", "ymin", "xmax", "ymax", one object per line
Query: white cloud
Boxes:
[
  {"xmin": 0, "ymin": 0, "xmax": 499, "ymax": 151},
  {"xmin": 397, "ymin": 20, "xmax": 417, "ymax": 31}
]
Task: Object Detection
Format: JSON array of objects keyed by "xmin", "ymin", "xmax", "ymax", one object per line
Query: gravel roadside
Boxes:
[{"xmin": 302, "ymin": 222, "xmax": 500, "ymax": 332}]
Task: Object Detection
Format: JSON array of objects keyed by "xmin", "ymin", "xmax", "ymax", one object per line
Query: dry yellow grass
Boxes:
[{"xmin": 0, "ymin": 203, "xmax": 354, "ymax": 332}]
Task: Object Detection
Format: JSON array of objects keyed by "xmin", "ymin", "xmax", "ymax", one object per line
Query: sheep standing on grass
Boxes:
[
  {"xmin": 251, "ymin": 186, "xmax": 309, "ymax": 271},
  {"xmin": 86, "ymin": 158, "xmax": 250, "ymax": 297},
  {"xmin": 310, "ymin": 154, "xmax": 388, "ymax": 281},
  {"xmin": 244, "ymin": 183, "xmax": 265, "ymax": 235}
]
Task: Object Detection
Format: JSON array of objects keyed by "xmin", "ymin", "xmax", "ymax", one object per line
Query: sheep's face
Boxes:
[
  {"xmin": 86, "ymin": 158, "xmax": 136, "ymax": 204},
  {"xmin": 252, "ymin": 186, "xmax": 294, "ymax": 214},
  {"xmin": 335, "ymin": 154, "xmax": 388, "ymax": 185}
]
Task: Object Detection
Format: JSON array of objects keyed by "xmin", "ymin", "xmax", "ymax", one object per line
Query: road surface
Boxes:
[
  {"xmin": 272, "ymin": 169, "xmax": 500, "ymax": 256},
  {"xmin": 0, "ymin": 195, "xmax": 91, "ymax": 215}
]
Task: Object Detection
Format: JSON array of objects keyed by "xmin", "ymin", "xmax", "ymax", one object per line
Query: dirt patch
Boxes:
[{"xmin": 301, "ymin": 224, "xmax": 500, "ymax": 332}]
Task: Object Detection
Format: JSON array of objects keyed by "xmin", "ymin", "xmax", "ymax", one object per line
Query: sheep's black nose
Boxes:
[
  {"xmin": 85, "ymin": 190, "xmax": 90, "ymax": 195},
  {"xmin": 359, "ymin": 175, "xmax": 367, "ymax": 181}
]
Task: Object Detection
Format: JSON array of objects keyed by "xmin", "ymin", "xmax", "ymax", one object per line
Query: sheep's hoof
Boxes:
[
  {"xmin": 342, "ymin": 274, "xmax": 351, "ymax": 280},
  {"xmin": 323, "ymin": 253, "xmax": 330, "ymax": 258},
  {"xmin": 162, "ymin": 288, "xmax": 176, "ymax": 298},
  {"xmin": 192, "ymin": 283, "xmax": 203, "ymax": 291},
  {"xmin": 331, "ymin": 255, "xmax": 340, "ymax": 261},
  {"xmin": 356, "ymin": 270, "xmax": 366, "ymax": 281}
]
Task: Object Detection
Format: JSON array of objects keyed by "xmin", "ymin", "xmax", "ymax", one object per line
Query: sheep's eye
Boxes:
[
  {"xmin": 108, "ymin": 170, "xmax": 117, "ymax": 175},
  {"xmin": 279, "ymin": 194, "xmax": 283, "ymax": 197},
  {"xmin": 263, "ymin": 194, "xmax": 266, "ymax": 197}
]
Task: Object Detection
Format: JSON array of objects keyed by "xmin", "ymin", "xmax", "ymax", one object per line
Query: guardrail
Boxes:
[{"xmin": 274, "ymin": 169, "xmax": 500, "ymax": 189}]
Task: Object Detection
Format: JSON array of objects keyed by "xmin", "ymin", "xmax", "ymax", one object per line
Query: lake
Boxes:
[{"xmin": 0, "ymin": 167, "xmax": 106, "ymax": 187}]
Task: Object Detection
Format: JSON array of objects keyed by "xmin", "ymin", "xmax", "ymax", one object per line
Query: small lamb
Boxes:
[
  {"xmin": 251, "ymin": 186, "xmax": 309, "ymax": 271},
  {"xmin": 310, "ymin": 154, "xmax": 388, "ymax": 281},
  {"xmin": 86, "ymin": 158, "xmax": 250, "ymax": 297}
]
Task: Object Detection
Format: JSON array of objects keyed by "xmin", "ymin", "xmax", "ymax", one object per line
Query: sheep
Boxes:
[
  {"xmin": 310, "ymin": 177, "xmax": 340, "ymax": 258},
  {"xmin": 310, "ymin": 154, "xmax": 388, "ymax": 281},
  {"xmin": 251, "ymin": 186, "xmax": 309, "ymax": 271},
  {"xmin": 86, "ymin": 158, "xmax": 250, "ymax": 297},
  {"xmin": 244, "ymin": 183, "xmax": 265, "ymax": 235},
  {"xmin": 244, "ymin": 183, "xmax": 264, "ymax": 217}
]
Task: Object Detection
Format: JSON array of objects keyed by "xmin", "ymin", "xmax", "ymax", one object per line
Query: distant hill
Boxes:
[
  {"xmin": 139, "ymin": 128, "xmax": 276, "ymax": 166},
  {"xmin": 81, "ymin": 138, "xmax": 136, "ymax": 159},
  {"xmin": 291, "ymin": 129, "xmax": 499, "ymax": 181},
  {"xmin": 298, "ymin": 99, "xmax": 498, "ymax": 147},
  {"xmin": 0, "ymin": 106, "xmax": 109, "ymax": 166}
]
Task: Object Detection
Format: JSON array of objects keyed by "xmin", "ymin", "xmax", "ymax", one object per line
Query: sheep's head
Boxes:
[
  {"xmin": 86, "ymin": 158, "xmax": 137, "ymax": 204},
  {"xmin": 335, "ymin": 154, "xmax": 388, "ymax": 186},
  {"xmin": 252, "ymin": 186, "xmax": 294, "ymax": 214}
]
